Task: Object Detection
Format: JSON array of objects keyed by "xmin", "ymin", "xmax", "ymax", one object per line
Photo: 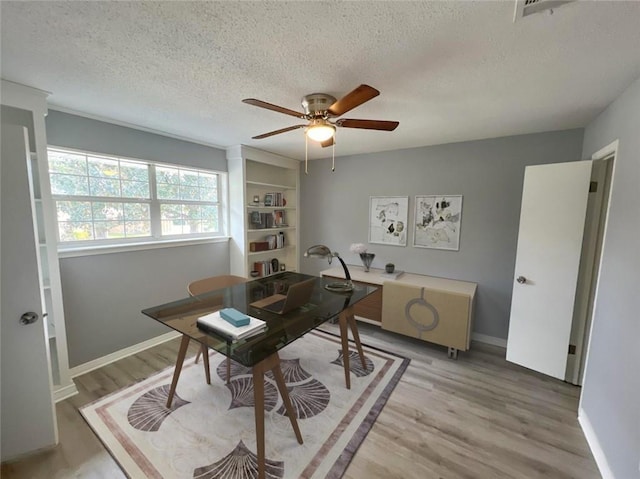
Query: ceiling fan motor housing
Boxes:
[{"xmin": 301, "ymin": 93, "xmax": 337, "ymax": 117}]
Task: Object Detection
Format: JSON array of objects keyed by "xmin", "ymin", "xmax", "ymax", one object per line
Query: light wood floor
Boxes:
[{"xmin": 1, "ymin": 323, "xmax": 600, "ymax": 479}]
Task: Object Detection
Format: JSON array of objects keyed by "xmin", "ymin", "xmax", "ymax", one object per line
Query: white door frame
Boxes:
[{"xmin": 578, "ymin": 139, "xmax": 618, "ymax": 402}]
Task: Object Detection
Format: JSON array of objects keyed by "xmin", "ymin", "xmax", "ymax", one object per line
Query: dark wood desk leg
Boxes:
[
  {"xmin": 338, "ymin": 310, "xmax": 351, "ymax": 389},
  {"xmin": 167, "ymin": 334, "xmax": 191, "ymax": 408},
  {"xmin": 271, "ymin": 357, "xmax": 303, "ymax": 445},
  {"xmin": 346, "ymin": 307, "xmax": 367, "ymax": 370},
  {"xmin": 253, "ymin": 353, "xmax": 304, "ymax": 479},
  {"xmin": 200, "ymin": 344, "xmax": 211, "ymax": 385},
  {"xmin": 226, "ymin": 346, "xmax": 231, "ymax": 384}
]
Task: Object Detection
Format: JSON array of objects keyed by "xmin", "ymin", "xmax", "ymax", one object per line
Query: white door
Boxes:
[
  {"xmin": 1, "ymin": 123, "xmax": 58, "ymax": 461},
  {"xmin": 506, "ymin": 161, "xmax": 592, "ymax": 380}
]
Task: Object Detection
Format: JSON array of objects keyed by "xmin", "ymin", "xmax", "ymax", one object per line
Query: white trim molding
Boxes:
[
  {"xmin": 578, "ymin": 407, "xmax": 615, "ymax": 479},
  {"xmin": 69, "ymin": 330, "xmax": 181, "ymax": 379},
  {"xmin": 53, "ymin": 383, "xmax": 79, "ymax": 403}
]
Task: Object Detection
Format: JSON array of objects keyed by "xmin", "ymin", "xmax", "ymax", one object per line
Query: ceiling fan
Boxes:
[{"xmin": 242, "ymin": 84, "xmax": 399, "ymax": 148}]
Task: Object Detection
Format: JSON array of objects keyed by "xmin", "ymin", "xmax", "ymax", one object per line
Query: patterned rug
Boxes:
[{"xmin": 80, "ymin": 330, "xmax": 409, "ymax": 479}]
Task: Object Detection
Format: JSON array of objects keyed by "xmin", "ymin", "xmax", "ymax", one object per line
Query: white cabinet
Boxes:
[
  {"xmin": 227, "ymin": 145, "xmax": 300, "ymax": 278},
  {"xmin": 1, "ymin": 80, "xmax": 77, "ymax": 401}
]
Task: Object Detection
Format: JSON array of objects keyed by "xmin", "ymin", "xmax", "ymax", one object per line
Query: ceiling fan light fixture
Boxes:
[{"xmin": 306, "ymin": 120, "xmax": 335, "ymax": 142}]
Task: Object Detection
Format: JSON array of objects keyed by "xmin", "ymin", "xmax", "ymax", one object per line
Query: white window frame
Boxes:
[{"xmin": 47, "ymin": 146, "xmax": 229, "ymax": 256}]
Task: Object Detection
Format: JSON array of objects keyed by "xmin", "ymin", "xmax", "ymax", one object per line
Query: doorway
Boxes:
[{"xmin": 565, "ymin": 153, "xmax": 615, "ymax": 385}]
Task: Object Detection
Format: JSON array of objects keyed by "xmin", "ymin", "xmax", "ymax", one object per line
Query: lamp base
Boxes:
[{"xmin": 324, "ymin": 281, "xmax": 353, "ymax": 293}]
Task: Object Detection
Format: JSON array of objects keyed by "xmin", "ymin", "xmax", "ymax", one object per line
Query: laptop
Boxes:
[{"xmin": 250, "ymin": 278, "xmax": 316, "ymax": 314}]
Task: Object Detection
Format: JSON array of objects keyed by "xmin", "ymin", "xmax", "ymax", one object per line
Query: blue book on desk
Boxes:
[
  {"xmin": 197, "ymin": 311, "xmax": 266, "ymax": 342},
  {"xmin": 220, "ymin": 308, "xmax": 250, "ymax": 326}
]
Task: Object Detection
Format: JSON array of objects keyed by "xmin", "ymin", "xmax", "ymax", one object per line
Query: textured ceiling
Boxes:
[{"xmin": 2, "ymin": 1, "xmax": 640, "ymax": 160}]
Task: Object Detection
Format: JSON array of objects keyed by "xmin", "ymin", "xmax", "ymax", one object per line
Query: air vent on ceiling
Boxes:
[{"xmin": 513, "ymin": 0, "xmax": 575, "ymax": 21}]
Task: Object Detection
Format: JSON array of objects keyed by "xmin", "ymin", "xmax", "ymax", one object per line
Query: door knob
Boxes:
[
  {"xmin": 516, "ymin": 276, "xmax": 527, "ymax": 284},
  {"xmin": 20, "ymin": 311, "xmax": 40, "ymax": 325}
]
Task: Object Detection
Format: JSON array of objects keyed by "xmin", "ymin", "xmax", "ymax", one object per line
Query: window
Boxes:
[{"xmin": 47, "ymin": 147, "xmax": 225, "ymax": 247}]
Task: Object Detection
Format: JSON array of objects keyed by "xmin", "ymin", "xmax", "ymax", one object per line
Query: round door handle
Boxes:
[
  {"xmin": 516, "ymin": 276, "xmax": 527, "ymax": 284},
  {"xmin": 20, "ymin": 311, "xmax": 39, "ymax": 325}
]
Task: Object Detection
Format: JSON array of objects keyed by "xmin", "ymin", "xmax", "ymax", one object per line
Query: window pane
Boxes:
[
  {"xmin": 161, "ymin": 220, "xmax": 182, "ymax": 235},
  {"xmin": 202, "ymin": 220, "xmax": 217, "ymax": 233},
  {"xmin": 180, "ymin": 186, "xmax": 200, "ymax": 201},
  {"xmin": 125, "ymin": 221, "xmax": 151, "ymax": 237},
  {"xmin": 200, "ymin": 187, "xmax": 217, "ymax": 201},
  {"xmin": 58, "ymin": 222, "xmax": 93, "ymax": 241},
  {"xmin": 88, "ymin": 157, "xmax": 119, "ymax": 178},
  {"xmin": 157, "ymin": 183, "xmax": 179, "ymax": 200},
  {"xmin": 121, "ymin": 180, "xmax": 150, "ymax": 198},
  {"xmin": 92, "ymin": 202, "xmax": 124, "ymax": 221},
  {"xmin": 89, "ymin": 177, "xmax": 120, "ymax": 197},
  {"xmin": 124, "ymin": 203, "xmax": 150, "ymax": 221},
  {"xmin": 180, "ymin": 170, "xmax": 199, "ymax": 186},
  {"xmin": 57, "ymin": 201, "xmax": 92, "ymax": 222},
  {"xmin": 48, "ymin": 147, "xmax": 225, "ymax": 244},
  {"xmin": 156, "ymin": 166, "xmax": 180, "ymax": 185},
  {"xmin": 202, "ymin": 205, "xmax": 218, "ymax": 220},
  {"xmin": 50, "ymin": 173, "xmax": 89, "ymax": 196},
  {"xmin": 183, "ymin": 204, "xmax": 201, "ymax": 219},
  {"xmin": 120, "ymin": 161, "xmax": 148, "ymax": 182},
  {"xmin": 48, "ymin": 151, "xmax": 87, "ymax": 175},
  {"xmin": 160, "ymin": 203, "xmax": 182, "ymax": 220},
  {"xmin": 94, "ymin": 221, "xmax": 124, "ymax": 239},
  {"xmin": 198, "ymin": 173, "xmax": 217, "ymax": 188}
]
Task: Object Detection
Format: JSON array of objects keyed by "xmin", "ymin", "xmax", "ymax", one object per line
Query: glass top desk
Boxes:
[{"xmin": 142, "ymin": 272, "xmax": 377, "ymax": 479}]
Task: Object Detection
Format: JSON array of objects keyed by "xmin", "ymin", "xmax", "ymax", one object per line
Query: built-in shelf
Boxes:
[
  {"xmin": 248, "ymin": 226, "xmax": 296, "ymax": 233},
  {"xmin": 247, "ymin": 246, "xmax": 295, "ymax": 257},
  {"xmin": 227, "ymin": 145, "xmax": 300, "ymax": 278},
  {"xmin": 246, "ymin": 205, "xmax": 296, "ymax": 210},
  {"xmin": 246, "ymin": 180, "xmax": 296, "ymax": 189}
]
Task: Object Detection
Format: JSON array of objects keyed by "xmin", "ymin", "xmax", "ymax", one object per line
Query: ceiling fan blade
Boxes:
[
  {"xmin": 337, "ymin": 119, "xmax": 399, "ymax": 131},
  {"xmin": 252, "ymin": 124, "xmax": 306, "ymax": 139},
  {"xmin": 328, "ymin": 85, "xmax": 380, "ymax": 116},
  {"xmin": 320, "ymin": 137, "xmax": 335, "ymax": 148},
  {"xmin": 243, "ymin": 98, "xmax": 305, "ymax": 118}
]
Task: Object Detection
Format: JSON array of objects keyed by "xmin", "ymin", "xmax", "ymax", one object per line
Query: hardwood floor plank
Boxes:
[{"xmin": 1, "ymin": 325, "xmax": 599, "ymax": 478}]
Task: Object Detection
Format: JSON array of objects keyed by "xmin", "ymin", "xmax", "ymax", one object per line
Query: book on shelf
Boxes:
[
  {"xmin": 273, "ymin": 209, "xmax": 287, "ymax": 226},
  {"xmin": 197, "ymin": 310, "xmax": 266, "ymax": 342},
  {"xmin": 264, "ymin": 192, "xmax": 285, "ymax": 207}
]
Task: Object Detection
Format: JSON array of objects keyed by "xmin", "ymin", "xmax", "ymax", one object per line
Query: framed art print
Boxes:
[
  {"xmin": 413, "ymin": 195, "xmax": 463, "ymax": 250},
  {"xmin": 369, "ymin": 196, "xmax": 408, "ymax": 246}
]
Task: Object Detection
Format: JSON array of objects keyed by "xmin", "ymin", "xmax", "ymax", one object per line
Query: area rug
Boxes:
[{"xmin": 80, "ymin": 329, "xmax": 409, "ymax": 479}]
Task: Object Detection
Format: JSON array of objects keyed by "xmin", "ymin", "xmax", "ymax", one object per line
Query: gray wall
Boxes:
[
  {"xmin": 46, "ymin": 110, "xmax": 227, "ymax": 171},
  {"xmin": 580, "ymin": 75, "xmax": 640, "ymax": 478},
  {"xmin": 299, "ymin": 129, "xmax": 584, "ymax": 340},
  {"xmin": 60, "ymin": 243, "xmax": 228, "ymax": 366},
  {"xmin": 45, "ymin": 111, "xmax": 231, "ymax": 367}
]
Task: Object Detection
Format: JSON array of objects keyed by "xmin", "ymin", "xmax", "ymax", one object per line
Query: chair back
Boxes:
[{"xmin": 187, "ymin": 275, "xmax": 248, "ymax": 297}]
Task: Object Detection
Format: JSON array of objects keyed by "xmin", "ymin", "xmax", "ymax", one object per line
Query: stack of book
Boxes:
[
  {"xmin": 264, "ymin": 192, "xmax": 285, "ymax": 207},
  {"xmin": 253, "ymin": 260, "xmax": 275, "ymax": 276},
  {"xmin": 197, "ymin": 309, "xmax": 266, "ymax": 342}
]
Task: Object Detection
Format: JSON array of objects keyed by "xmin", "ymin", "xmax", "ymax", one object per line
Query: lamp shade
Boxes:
[
  {"xmin": 306, "ymin": 120, "xmax": 335, "ymax": 142},
  {"xmin": 304, "ymin": 244, "xmax": 353, "ymax": 291},
  {"xmin": 304, "ymin": 245, "xmax": 333, "ymax": 259}
]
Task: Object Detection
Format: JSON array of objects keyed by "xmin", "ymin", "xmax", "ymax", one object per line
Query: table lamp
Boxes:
[{"xmin": 304, "ymin": 245, "xmax": 353, "ymax": 292}]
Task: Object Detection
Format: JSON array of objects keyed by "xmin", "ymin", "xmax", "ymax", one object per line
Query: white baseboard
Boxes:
[
  {"xmin": 471, "ymin": 332, "xmax": 507, "ymax": 348},
  {"xmin": 578, "ymin": 407, "xmax": 615, "ymax": 479},
  {"xmin": 53, "ymin": 382, "xmax": 79, "ymax": 403},
  {"xmin": 69, "ymin": 331, "xmax": 181, "ymax": 378}
]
